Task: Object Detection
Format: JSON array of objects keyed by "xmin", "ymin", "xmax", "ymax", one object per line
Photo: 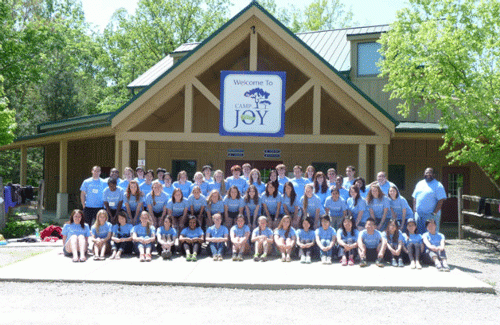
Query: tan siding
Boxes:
[
  {"xmin": 131, "ymin": 90, "xmax": 185, "ymax": 132},
  {"xmin": 286, "ymin": 88, "xmax": 313, "ymax": 134},
  {"xmin": 192, "ymin": 87, "xmax": 219, "ymax": 133}
]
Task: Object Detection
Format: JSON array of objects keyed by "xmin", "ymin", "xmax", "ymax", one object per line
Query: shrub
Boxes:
[{"xmin": 1, "ymin": 218, "xmax": 51, "ymax": 239}]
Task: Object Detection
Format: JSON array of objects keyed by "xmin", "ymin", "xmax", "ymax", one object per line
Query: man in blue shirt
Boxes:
[
  {"xmin": 276, "ymin": 164, "xmax": 289, "ymax": 193},
  {"xmin": 412, "ymin": 168, "xmax": 447, "ymax": 233},
  {"xmin": 80, "ymin": 166, "xmax": 107, "ymax": 226},
  {"xmin": 375, "ymin": 171, "xmax": 395, "ymax": 196},
  {"xmin": 343, "ymin": 165, "xmax": 356, "ymax": 190},
  {"xmin": 291, "ymin": 165, "xmax": 309, "ymax": 199}
]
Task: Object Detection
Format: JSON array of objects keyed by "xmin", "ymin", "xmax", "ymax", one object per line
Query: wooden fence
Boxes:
[{"xmin": 458, "ymin": 187, "xmax": 500, "ymax": 240}]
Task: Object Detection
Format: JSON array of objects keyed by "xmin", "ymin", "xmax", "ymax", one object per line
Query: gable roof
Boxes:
[{"xmin": 127, "ymin": 24, "xmax": 391, "ymax": 90}]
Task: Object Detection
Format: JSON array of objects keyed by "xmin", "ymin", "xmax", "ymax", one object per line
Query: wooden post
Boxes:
[
  {"xmin": 20, "ymin": 146, "xmax": 27, "ymax": 186},
  {"xmin": 458, "ymin": 187, "xmax": 463, "ymax": 239},
  {"xmin": 0, "ymin": 177, "xmax": 5, "ymax": 229}
]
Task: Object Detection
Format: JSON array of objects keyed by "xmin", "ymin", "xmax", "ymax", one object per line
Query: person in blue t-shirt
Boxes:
[
  {"xmin": 313, "ymin": 172, "xmax": 329, "ymax": 206},
  {"xmin": 315, "ymin": 215, "xmax": 336, "ymax": 264},
  {"xmin": 118, "ymin": 167, "xmax": 134, "ymax": 191},
  {"xmin": 187, "ymin": 185, "xmax": 207, "ymax": 229},
  {"xmin": 191, "ymin": 172, "xmax": 210, "ymax": 197},
  {"xmin": 223, "ymin": 186, "xmax": 244, "ymax": 230},
  {"xmin": 156, "ymin": 215, "xmax": 177, "ymax": 260},
  {"xmin": 135, "ymin": 166, "xmax": 146, "ymax": 185},
  {"xmin": 274, "ymin": 215, "xmax": 296, "ymax": 262},
  {"xmin": 291, "ymin": 165, "xmax": 309, "ymax": 201},
  {"xmin": 282, "ymin": 182, "xmax": 300, "ymax": 228},
  {"xmin": 103, "ymin": 178, "xmax": 124, "ymax": 225},
  {"xmin": 209, "ymin": 170, "xmax": 226, "ymax": 197},
  {"xmin": 230, "ymin": 214, "xmax": 251, "ymax": 261},
  {"xmin": 331, "ymin": 175, "xmax": 350, "ymax": 201},
  {"xmin": 244, "ymin": 185, "xmax": 261, "ymax": 229},
  {"xmin": 366, "ymin": 184, "xmax": 391, "ymax": 231},
  {"xmin": 163, "ymin": 172, "xmax": 175, "ymax": 198},
  {"xmin": 173, "ymin": 170, "xmax": 193, "ymax": 198},
  {"xmin": 261, "ymin": 181, "xmax": 282, "ymax": 229},
  {"xmin": 205, "ymin": 213, "xmax": 229, "ymax": 261},
  {"xmin": 225, "ymin": 165, "xmax": 247, "ymax": 194},
  {"xmin": 354, "ymin": 177, "xmax": 369, "ymax": 199},
  {"xmin": 388, "ymin": 185, "xmax": 414, "ymax": 232},
  {"xmin": 110, "ymin": 211, "xmax": 133, "ymax": 259},
  {"xmin": 202, "ymin": 165, "xmax": 213, "ymax": 184},
  {"xmin": 343, "ymin": 165, "xmax": 356, "ymax": 190},
  {"xmin": 404, "ymin": 218, "xmax": 423, "ymax": 269},
  {"xmin": 301, "ymin": 184, "xmax": 325, "ymax": 228},
  {"xmin": 62, "ymin": 209, "xmax": 91, "ymax": 262},
  {"xmin": 412, "ymin": 168, "xmax": 447, "ymax": 233},
  {"xmin": 167, "ymin": 188, "xmax": 189, "ymax": 234},
  {"xmin": 90, "ymin": 209, "xmax": 112, "ymax": 260},
  {"xmin": 251, "ymin": 216, "xmax": 274, "ymax": 262},
  {"xmin": 337, "ymin": 215, "xmax": 359, "ymax": 266},
  {"xmin": 247, "ymin": 168, "xmax": 266, "ymax": 196},
  {"xmin": 326, "ymin": 168, "xmax": 337, "ymax": 188},
  {"xmin": 139, "ymin": 170, "xmax": 154, "ymax": 197},
  {"xmin": 124, "ymin": 180, "xmax": 144, "ymax": 225},
  {"xmin": 383, "ymin": 219, "xmax": 406, "ymax": 267},
  {"xmin": 347, "ymin": 185, "xmax": 368, "ymax": 230},
  {"xmin": 422, "ymin": 218, "xmax": 449, "ymax": 271},
  {"xmin": 358, "ymin": 217, "xmax": 386, "ymax": 267},
  {"xmin": 296, "ymin": 216, "xmax": 315, "ymax": 264},
  {"xmin": 146, "ymin": 181, "xmax": 169, "ymax": 227},
  {"xmin": 276, "ymin": 164, "xmax": 289, "ymax": 194},
  {"xmin": 206, "ymin": 190, "xmax": 225, "ymax": 223},
  {"xmin": 132, "ymin": 211, "xmax": 156, "ymax": 262},
  {"xmin": 324, "ymin": 188, "xmax": 348, "ymax": 229},
  {"xmin": 155, "ymin": 167, "xmax": 166, "ymax": 185},
  {"xmin": 179, "ymin": 215, "xmax": 204, "ymax": 262},
  {"xmin": 80, "ymin": 166, "xmax": 107, "ymax": 226}
]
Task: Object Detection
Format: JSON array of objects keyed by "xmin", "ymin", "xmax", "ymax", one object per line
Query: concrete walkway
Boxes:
[{"xmin": 0, "ymin": 245, "xmax": 494, "ymax": 293}]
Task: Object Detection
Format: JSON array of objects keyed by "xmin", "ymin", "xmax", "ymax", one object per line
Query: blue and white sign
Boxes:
[{"xmin": 220, "ymin": 71, "xmax": 286, "ymax": 137}]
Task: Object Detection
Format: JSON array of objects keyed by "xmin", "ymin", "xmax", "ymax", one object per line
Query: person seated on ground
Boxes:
[
  {"xmin": 404, "ymin": 218, "xmax": 423, "ymax": 269},
  {"xmin": 230, "ymin": 214, "xmax": 251, "ymax": 261},
  {"xmin": 187, "ymin": 185, "xmax": 207, "ymax": 229},
  {"xmin": 422, "ymin": 218, "xmax": 450, "ymax": 272},
  {"xmin": 324, "ymin": 188, "xmax": 348, "ymax": 230},
  {"xmin": 62, "ymin": 209, "xmax": 91, "ymax": 262},
  {"xmin": 205, "ymin": 213, "xmax": 229, "ymax": 261},
  {"xmin": 251, "ymin": 216, "xmax": 274, "ymax": 262},
  {"xmin": 131, "ymin": 211, "xmax": 156, "ymax": 262},
  {"xmin": 90, "ymin": 209, "xmax": 112, "ymax": 260},
  {"xmin": 103, "ymin": 178, "xmax": 124, "ymax": 225},
  {"xmin": 358, "ymin": 217, "xmax": 386, "ymax": 267},
  {"xmin": 274, "ymin": 214, "xmax": 296, "ymax": 262},
  {"xmin": 179, "ymin": 215, "xmax": 204, "ymax": 262},
  {"xmin": 110, "ymin": 211, "xmax": 133, "ymax": 260},
  {"xmin": 301, "ymin": 184, "xmax": 325, "ymax": 228},
  {"xmin": 383, "ymin": 219, "xmax": 406, "ymax": 267},
  {"xmin": 315, "ymin": 214, "xmax": 336, "ymax": 265},
  {"xmin": 156, "ymin": 215, "xmax": 177, "ymax": 260},
  {"xmin": 296, "ymin": 216, "xmax": 315, "ymax": 264},
  {"xmin": 337, "ymin": 215, "xmax": 359, "ymax": 266}
]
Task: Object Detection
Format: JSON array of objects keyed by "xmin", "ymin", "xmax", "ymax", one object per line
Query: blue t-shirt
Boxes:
[
  {"xmin": 180, "ymin": 227, "xmax": 204, "ymax": 239},
  {"xmin": 244, "ymin": 196, "xmax": 261, "ymax": 216},
  {"xmin": 315, "ymin": 189, "xmax": 329, "ymax": 206},
  {"xmin": 383, "ymin": 230, "xmax": 405, "ymax": 245},
  {"xmin": 300, "ymin": 194, "xmax": 325, "ymax": 216},
  {"xmin": 343, "ymin": 177, "xmax": 355, "ymax": 191},
  {"xmin": 102, "ymin": 187, "xmax": 125, "ymax": 209},
  {"xmin": 261, "ymin": 194, "xmax": 282, "ymax": 215},
  {"xmin": 173, "ymin": 181, "xmax": 193, "ymax": 198},
  {"xmin": 139, "ymin": 182, "xmax": 153, "ymax": 196},
  {"xmin": 145, "ymin": 192, "xmax": 170, "ymax": 214},
  {"xmin": 291, "ymin": 177, "xmax": 309, "ymax": 199},
  {"xmin": 134, "ymin": 177, "xmax": 145, "ymax": 185},
  {"xmin": 423, "ymin": 231, "xmax": 445, "ymax": 247},
  {"xmin": 207, "ymin": 200, "xmax": 225, "ymax": 214},
  {"xmin": 359, "ymin": 188, "xmax": 369, "ymax": 199},
  {"xmin": 248, "ymin": 182, "xmax": 266, "ymax": 196},
  {"xmin": 337, "ymin": 228, "xmax": 359, "ymax": 244},
  {"xmin": 329, "ymin": 187, "xmax": 350, "ymax": 201},
  {"xmin": 190, "ymin": 182, "xmax": 210, "ymax": 197},
  {"xmin": 324, "ymin": 196, "xmax": 347, "ymax": 217},
  {"xmin": 223, "ymin": 196, "xmax": 244, "ymax": 213},
  {"xmin": 347, "ymin": 197, "xmax": 367, "ymax": 222},
  {"xmin": 296, "ymin": 228, "xmax": 316, "ymax": 243},
  {"xmin": 367, "ymin": 196, "xmax": 391, "ymax": 219},
  {"xmin": 231, "ymin": 224, "xmax": 250, "ymax": 238},
  {"xmin": 360, "ymin": 229, "xmax": 383, "ymax": 249},
  {"xmin": 132, "ymin": 224, "xmax": 156, "ymax": 238},
  {"xmin": 377, "ymin": 181, "xmax": 396, "ymax": 196},
  {"xmin": 163, "ymin": 185, "xmax": 174, "ymax": 198},
  {"xmin": 206, "ymin": 225, "xmax": 229, "ymax": 238},
  {"xmin": 62, "ymin": 223, "xmax": 91, "ymax": 243},
  {"xmin": 315, "ymin": 226, "xmax": 336, "ymax": 241},
  {"xmin": 412, "ymin": 179, "xmax": 447, "ymax": 215},
  {"xmin": 277, "ymin": 176, "xmax": 289, "ymax": 193},
  {"xmin": 209, "ymin": 182, "xmax": 225, "ymax": 195},
  {"xmin": 124, "ymin": 192, "xmax": 144, "ymax": 212},
  {"xmin": 167, "ymin": 197, "xmax": 189, "ymax": 216},
  {"xmin": 281, "ymin": 193, "xmax": 300, "ymax": 214},
  {"xmin": 156, "ymin": 226, "xmax": 177, "ymax": 238},
  {"xmin": 274, "ymin": 227, "xmax": 296, "ymax": 239},
  {"xmin": 111, "ymin": 223, "xmax": 133, "ymax": 237},
  {"xmin": 91, "ymin": 221, "xmax": 113, "ymax": 239},
  {"xmin": 80, "ymin": 178, "xmax": 107, "ymax": 208},
  {"xmin": 252, "ymin": 227, "xmax": 274, "ymax": 239},
  {"xmin": 187, "ymin": 194, "xmax": 207, "ymax": 212},
  {"xmin": 390, "ymin": 196, "xmax": 414, "ymax": 221},
  {"xmin": 118, "ymin": 179, "xmax": 131, "ymax": 190},
  {"xmin": 225, "ymin": 176, "xmax": 247, "ymax": 194},
  {"xmin": 405, "ymin": 233, "xmax": 423, "ymax": 246}
]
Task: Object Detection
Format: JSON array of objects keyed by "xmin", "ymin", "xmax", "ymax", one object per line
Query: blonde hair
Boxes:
[
  {"xmin": 303, "ymin": 184, "xmax": 314, "ymax": 212},
  {"xmin": 151, "ymin": 180, "xmax": 163, "ymax": 206},
  {"xmin": 139, "ymin": 211, "xmax": 152, "ymax": 236},
  {"xmin": 94, "ymin": 209, "xmax": 108, "ymax": 235},
  {"xmin": 213, "ymin": 170, "xmax": 226, "ymax": 194},
  {"xmin": 193, "ymin": 171, "xmax": 204, "ymax": 183}
]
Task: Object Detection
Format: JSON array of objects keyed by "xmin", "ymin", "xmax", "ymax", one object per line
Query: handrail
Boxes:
[{"xmin": 458, "ymin": 187, "xmax": 500, "ymax": 240}]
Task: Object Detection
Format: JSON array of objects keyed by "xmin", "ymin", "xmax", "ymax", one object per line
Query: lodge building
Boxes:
[{"xmin": 0, "ymin": 2, "xmax": 495, "ymax": 221}]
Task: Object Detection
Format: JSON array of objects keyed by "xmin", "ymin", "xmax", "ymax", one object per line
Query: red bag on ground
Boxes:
[{"xmin": 40, "ymin": 225, "xmax": 63, "ymax": 240}]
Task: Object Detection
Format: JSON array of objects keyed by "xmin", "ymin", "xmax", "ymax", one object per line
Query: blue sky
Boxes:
[{"xmin": 81, "ymin": 0, "xmax": 409, "ymax": 32}]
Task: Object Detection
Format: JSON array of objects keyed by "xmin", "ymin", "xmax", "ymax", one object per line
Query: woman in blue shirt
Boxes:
[
  {"xmin": 347, "ymin": 185, "xmax": 368, "ymax": 230},
  {"xmin": 210, "ymin": 170, "xmax": 226, "ymax": 197},
  {"xmin": 251, "ymin": 216, "xmax": 274, "ymax": 262},
  {"xmin": 62, "ymin": 209, "xmax": 91, "ymax": 262},
  {"xmin": 244, "ymin": 185, "xmax": 261, "ymax": 229},
  {"xmin": 156, "ymin": 215, "xmax": 177, "ymax": 259},
  {"xmin": 354, "ymin": 177, "xmax": 369, "ymax": 199},
  {"xmin": 313, "ymin": 172, "xmax": 329, "ymax": 205},
  {"xmin": 383, "ymin": 219, "xmax": 406, "ymax": 267},
  {"xmin": 324, "ymin": 188, "xmax": 348, "ymax": 229},
  {"xmin": 173, "ymin": 170, "xmax": 193, "ymax": 198},
  {"xmin": 163, "ymin": 172, "xmax": 174, "ymax": 198},
  {"xmin": 132, "ymin": 211, "xmax": 156, "ymax": 262},
  {"xmin": 223, "ymin": 186, "xmax": 244, "ymax": 229},
  {"xmin": 146, "ymin": 181, "xmax": 169, "ymax": 227},
  {"xmin": 261, "ymin": 181, "xmax": 282, "ymax": 229},
  {"xmin": 274, "ymin": 215, "xmax": 296, "ymax": 262},
  {"xmin": 187, "ymin": 185, "xmax": 207, "ymax": 228},
  {"xmin": 139, "ymin": 170, "xmax": 154, "ymax": 197},
  {"xmin": 206, "ymin": 189, "xmax": 225, "ymax": 224},
  {"xmin": 301, "ymin": 184, "xmax": 325, "ymax": 228},
  {"xmin": 167, "ymin": 188, "xmax": 189, "ymax": 234},
  {"xmin": 366, "ymin": 184, "xmax": 391, "ymax": 231},
  {"xmin": 179, "ymin": 215, "xmax": 204, "ymax": 262},
  {"xmin": 247, "ymin": 168, "xmax": 266, "ymax": 195},
  {"xmin": 404, "ymin": 218, "xmax": 423, "ymax": 269},
  {"xmin": 205, "ymin": 213, "xmax": 229, "ymax": 261},
  {"xmin": 191, "ymin": 172, "xmax": 210, "ymax": 197},
  {"xmin": 124, "ymin": 180, "xmax": 144, "ymax": 225},
  {"xmin": 296, "ymin": 216, "xmax": 315, "ymax": 264},
  {"xmin": 337, "ymin": 215, "xmax": 359, "ymax": 266},
  {"xmin": 90, "ymin": 209, "xmax": 112, "ymax": 260},
  {"xmin": 110, "ymin": 211, "xmax": 133, "ymax": 259},
  {"xmin": 282, "ymin": 182, "xmax": 300, "ymax": 228},
  {"xmin": 388, "ymin": 185, "xmax": 414, "ymax": 231}
]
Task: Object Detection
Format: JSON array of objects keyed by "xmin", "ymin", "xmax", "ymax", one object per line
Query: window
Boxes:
[
  {"xmin": 172, "ymin": 160, "xmax": 197, "ymax": 180},
  {"xmin": 312, "ymin": 162, "xmax": 337, "ymax": 176},
  {"xmin": 357, "ymin": 42, "xmax": 382, "ymax": 76},
  {"xmin": 447, "ymin": 173, "xmax": 464, "ymax": 198},
  {"xmin": 388, "ymin": 165, "xmax": 405, "ymax": 191}
]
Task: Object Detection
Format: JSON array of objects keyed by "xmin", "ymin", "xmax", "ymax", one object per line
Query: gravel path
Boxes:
[{"xmin": 0, "ymin": 238, "xmax": 499, "ymax": 324}]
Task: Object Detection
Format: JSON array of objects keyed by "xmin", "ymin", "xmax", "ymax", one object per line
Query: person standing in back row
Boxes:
[
  {"xmin": 412, "ymin": 168, "xmax": 447, "ymax": 234},
  {"xmin": 80, "ymin": 166, "xmax": 107, "ymax": 226}
]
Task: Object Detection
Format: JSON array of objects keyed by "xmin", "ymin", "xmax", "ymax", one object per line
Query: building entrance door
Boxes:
[
  {"xmin": 441, "ymin": 167, "xmax": 470, "ymax": 222},
  {"xmin": 225, "ymin": 160, "xmax": 283, "ymax": 182}
]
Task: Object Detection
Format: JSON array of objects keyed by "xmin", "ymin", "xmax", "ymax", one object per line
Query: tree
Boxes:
[
  {"xmin": 244, "ymin": 88, "xmax": 271, "ymax": 109},
  {"xmin": 379, "ymin": 0, "xmax": 500, "ymax": 191},
  {"xmin": 0, "ymin": 75, "xmax": 16, "ymax": 146}
]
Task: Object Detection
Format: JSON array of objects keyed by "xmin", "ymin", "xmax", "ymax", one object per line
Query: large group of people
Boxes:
[{"xmin": 64, "ymin": 163, "xmax": 449, "ymax": 271}]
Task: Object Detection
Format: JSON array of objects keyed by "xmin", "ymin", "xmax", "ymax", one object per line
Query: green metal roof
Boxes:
[
  {"xmin": 395, "ymin": 122, "xmax": 446, "ymax": 133},
  {"xmin": 15, "ymin": 121, "xmax": 112, "ymax": 142}
]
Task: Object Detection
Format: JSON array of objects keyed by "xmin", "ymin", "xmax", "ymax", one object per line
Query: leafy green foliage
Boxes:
[
  {"xmin": 379, "ymin": 0, "xmax": 500, "ymax": 187},
  {"xmin": 1, "ymin": 217, "xmax": 51, "ymax": 239}
]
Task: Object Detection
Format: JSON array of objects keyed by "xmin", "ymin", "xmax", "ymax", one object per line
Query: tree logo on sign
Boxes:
[{"xmin": 244, "ymin": 88, "xmax": 271, "ymax": 109}]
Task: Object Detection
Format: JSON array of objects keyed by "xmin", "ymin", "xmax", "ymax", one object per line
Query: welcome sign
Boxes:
[{"xmin": 220, "ymin": 71, "xmax": 286, "ymax": 137}]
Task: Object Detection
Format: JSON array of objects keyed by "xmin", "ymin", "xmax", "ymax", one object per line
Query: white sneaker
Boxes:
[
  {"xmin": 326, "ymin": 257, "xmax": 332, "ymax": 264},
  {"xmin": 305, "ymin": 256, "xmax": 311, "ymax": 264},
  {"xmin": 416, "ymin": 261, "xmax": 422, "ymax": 269},
  {"xmin": 300, "ymin": 255, "xmax": 306, "ymax": 263},
  {"xmin": 321, "ymin": 256, "xmax": 327, "ymax": 264},
  {"xmin": 410, "ymin": 260, "xmax": 416, "ymax": 269}
]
